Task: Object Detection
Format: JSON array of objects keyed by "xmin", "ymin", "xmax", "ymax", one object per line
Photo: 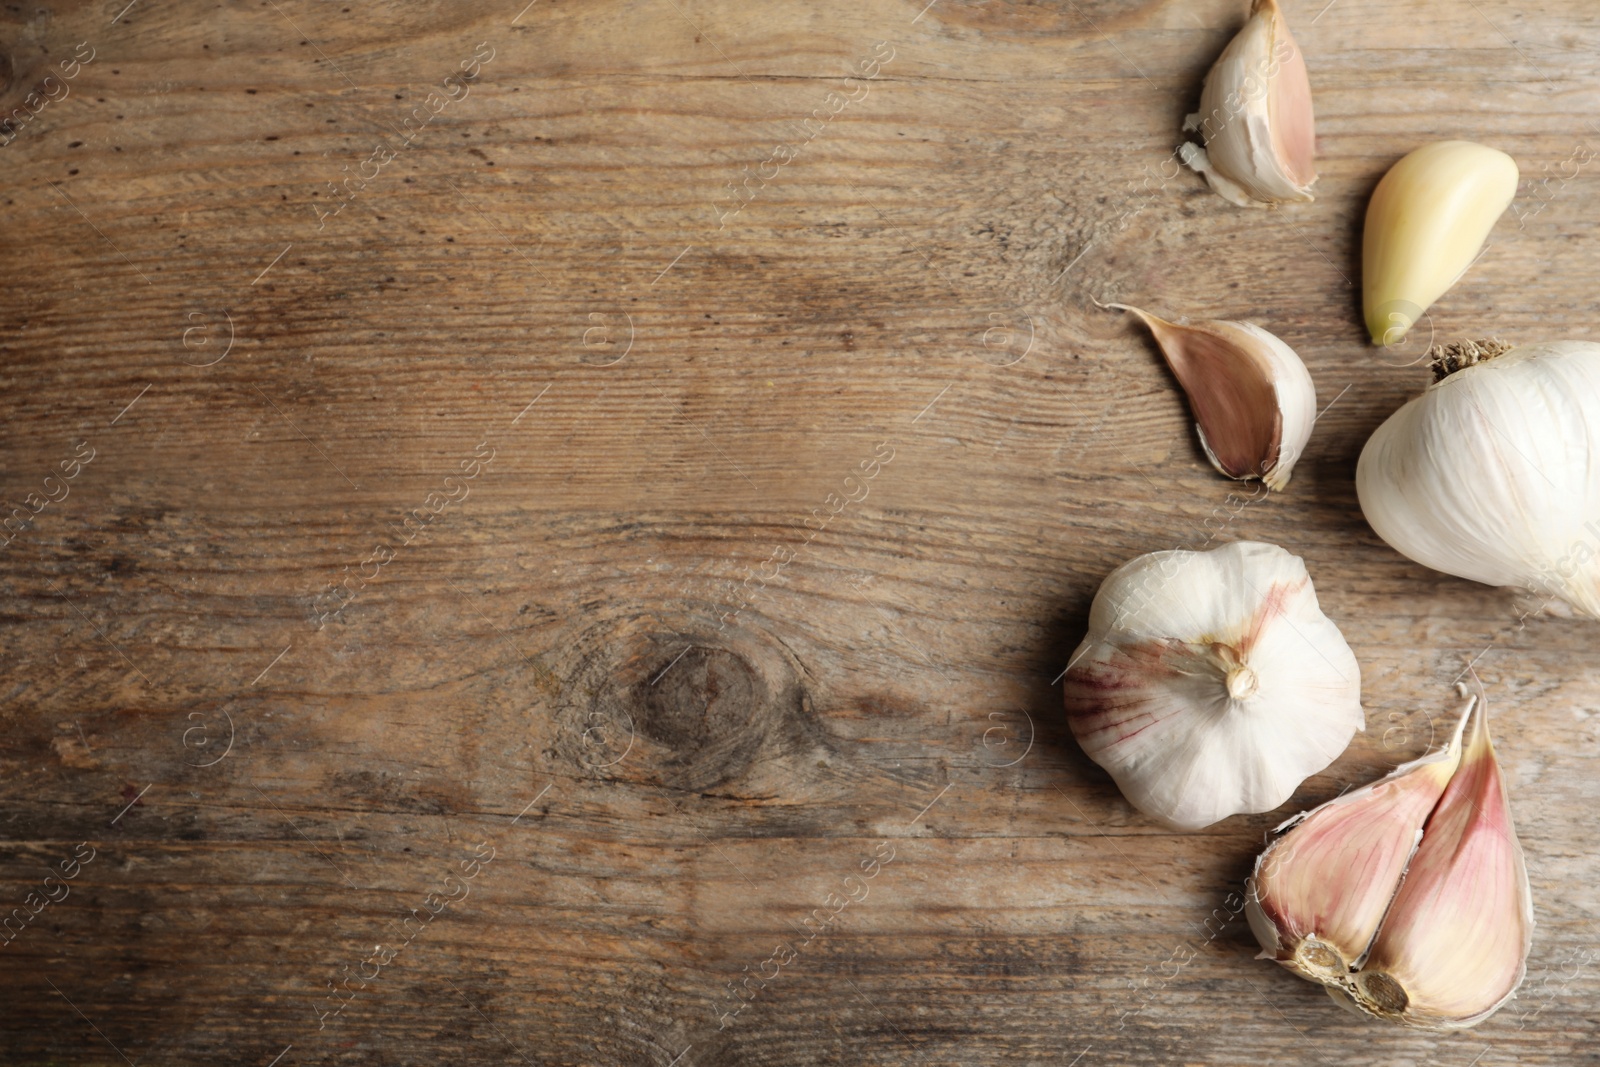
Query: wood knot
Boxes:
[
  {"xmin": 636, "ymin": 645, "xmax": 761, "ymax": 752},
  {"xmin": 552, "ymin": 615, "xmax": 823, "ymax": 793}
]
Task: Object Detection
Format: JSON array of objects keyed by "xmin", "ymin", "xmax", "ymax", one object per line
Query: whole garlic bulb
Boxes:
[
  {"xmin": 1063, "ymin": 541, "xmax": 1363, "ymax": 830},
  {"xmin": 1357, "ymin": 339, "xmax": 1600, "ymax": 618},
  {"xmin": 1180, "ymin": 0, "xmax": 1317, "ymax": 208}
]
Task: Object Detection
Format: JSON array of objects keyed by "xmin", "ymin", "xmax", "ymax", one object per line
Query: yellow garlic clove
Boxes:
[
  {"xmin": 1246, "ymin": 700, "xmax": 1470, "ymax": 981},
  {"xmin": 1348, "ymin": 692, "xmax": 1534, "ymax": 1029},
  {"xmin": 1362, "ymin": 141, "xmax": 1519, "ymax": 345},
  {"xmin": 1180, "ymin": 0, "xmax": 1317, "ymax": 208},
  {"xmin": 1110, "ymin": 304, "xmax": 1316, "ymax": 491}
]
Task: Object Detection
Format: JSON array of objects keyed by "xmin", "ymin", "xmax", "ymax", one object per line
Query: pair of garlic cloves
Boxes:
[
  {"xmin": 1248, "ymin": 689, "xmax": 1532, "ymax": 1029},
  {"xmin": 1110, "ymin": 303, "xmax": 1316, "ymax": 491}
]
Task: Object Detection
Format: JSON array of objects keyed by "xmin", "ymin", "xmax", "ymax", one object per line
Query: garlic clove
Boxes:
[
  {"xmin": 1356, "ymin": 339, "xmax": 1600, "ymax": 619},
  {"xmin": 1064, "ymin": 541, "xmax": 1363, "ymax": 831},
  {"xmin": 1362, "ymin": 141, "xmax": 1519, "ymax": 345},
  {"xmin": 1246, "ymin": 698, "xmax": 1471, "ymax": 982},
  {"xmin": 1110, "ymin": 304, "xmax": 1317, "ymax": 491},
  {"xmin": 1349, "ymin": 692, "xmax": 1533, "ymax": 1029},
  {"xmin": 1180, "ymin": 0, "xmax": 1317, "ymax": 208}
]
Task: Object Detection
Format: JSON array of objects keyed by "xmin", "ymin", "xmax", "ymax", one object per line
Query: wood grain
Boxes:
[{"xmin": 2, "ymin": 0, "xmax": 1599, "ymax": 1063}]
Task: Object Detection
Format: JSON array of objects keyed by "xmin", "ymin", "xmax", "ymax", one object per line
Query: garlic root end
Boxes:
[{"xmin": 1427, "ymin": 338, "xmax": 1515, "ymax": 382}]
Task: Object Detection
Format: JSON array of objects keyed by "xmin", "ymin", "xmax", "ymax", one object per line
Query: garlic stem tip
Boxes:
[{"xmin": 1226, "ymin": 665, "xmax": 1260, "ymax": 700}]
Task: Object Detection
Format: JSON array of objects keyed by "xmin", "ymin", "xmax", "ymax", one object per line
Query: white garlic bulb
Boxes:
[
  {"xmin": 1180, "ymin": 0, "xmax": 1317, "ymax": 208},
  {"xmin": 1357, "ymin": 339, "xmax": 1600, "ymax": 618},
  {"xmin": 1064, "ymin": 541, "xmax": 1364, "ymax": 830}
]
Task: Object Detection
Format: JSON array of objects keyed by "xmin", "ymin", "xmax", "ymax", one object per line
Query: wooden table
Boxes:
[{"xmin": 3, "ymin": 0, "xmax": 1597, "ymax": 1062}]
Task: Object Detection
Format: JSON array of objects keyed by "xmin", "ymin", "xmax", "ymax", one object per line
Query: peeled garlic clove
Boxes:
[
  {"xmin": 1349, "ymin": 693, "xmax": 1533, "ymax": 1029},
  {"xmin": 1112, "ymin": 304, "xmax": 1316, "ymax": 490},
  {"xmin": 1247, "ymin": 699, "xmax": 1470, "ymax": 981},
  {"xmin": 1063, "ymin": 541, "xmax": 1363, "ymax": 831},
  {"xmin": 1179, "ymin": 0, "xmax": 1316, "ymax": 208},
  {"xmin": 1357, "ymin": 339, "xmax": 1600, "ymax": 618},
  {"xmin": 1362, "ymin": 141, "xmax": 1519, "ymax": 345}
]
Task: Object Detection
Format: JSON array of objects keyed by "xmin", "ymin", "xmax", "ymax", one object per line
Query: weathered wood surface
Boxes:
[{"xmin": 2, "ymin": 0, "xmax": 1599, "ymax": 1063}]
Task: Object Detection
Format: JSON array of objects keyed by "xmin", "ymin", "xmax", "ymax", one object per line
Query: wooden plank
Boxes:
[{"xmin": 2, "ymin": 0, "xmax": 1598, "ymax": 1063}]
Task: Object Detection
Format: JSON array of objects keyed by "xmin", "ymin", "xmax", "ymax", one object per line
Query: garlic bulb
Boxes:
[
  {"xmin": 1362, "ymin": 141, "xmax": 1518, "ymax": 345},
  {"xmin": 1357, "ymin": 339, "xmax": 1600, "ymax": 618},
  {"xmin": 1063, "ymin": 541, "xmax": 1363, "ymax": 830},
  {"xmin": 1111, "ymin": 304, "xmax": 1317, "ymax": 491},
  {"xmin": 1179, "ymin": 0, "xmax": 1316, "ymax": 208},
  {"xmin": 1250, "ymin": 691, "xmax": 1533, "ymax": 1030}
]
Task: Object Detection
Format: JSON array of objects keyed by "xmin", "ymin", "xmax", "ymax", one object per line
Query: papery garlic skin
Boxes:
[
  {"xmin": 1180, "ymin": 0, "xmax": 1316, "ymax": 208},
  {"xmin": 1349, "ymin": 693, "xmax": 1533, "ymax": 1029},
  {"xmin": 1357, "ymin": 340, "xmax": 1600, "ymax": 618},
  {"xmin": 1063, "ymin": 542, "xmax": 1363, "ymax": 830},
  {"xmin": 1112, "ymin": 305, "xmax": 1316, "ymax": 491},
  {"xmin": 1247, "ymin": 704, "xmax": 1469, "ymax": 981},
  {"xmin": 1362, "ymin": 141, "xmax": 1518, "ymax": 345}
]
